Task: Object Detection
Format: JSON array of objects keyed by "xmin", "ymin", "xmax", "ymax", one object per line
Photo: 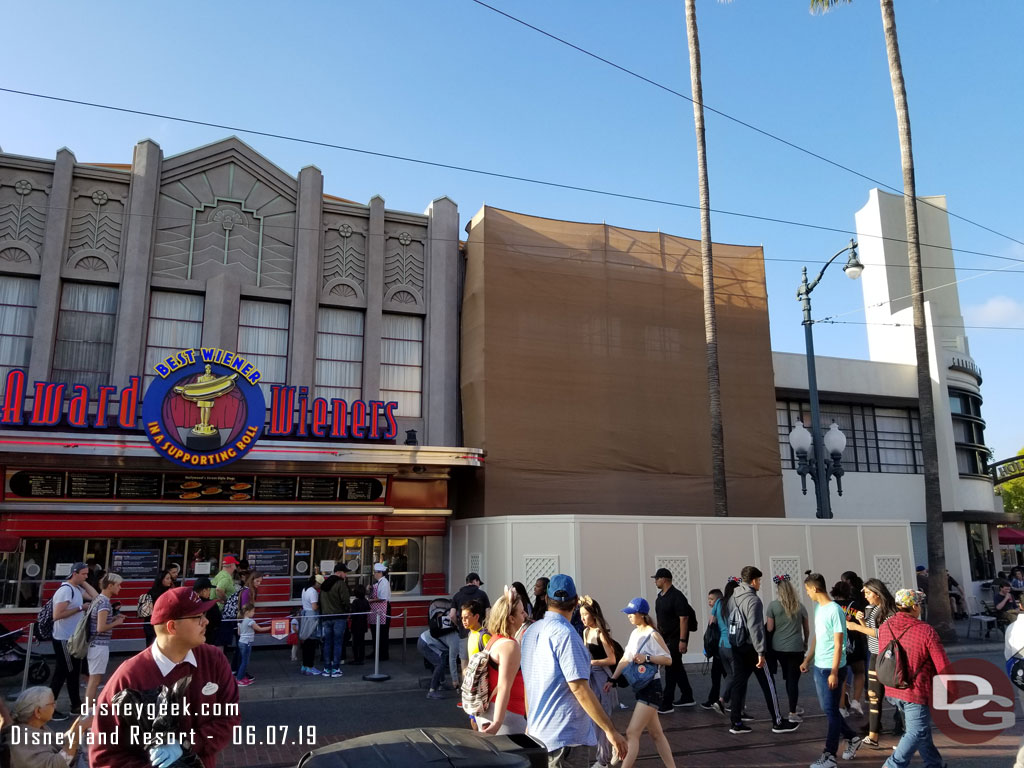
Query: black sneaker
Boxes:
[
  {"xmin": 729, "ymin": 723, "xmax": 752, "ymax": 734},
  {"xmin": 657, "ymin": 703, "xmax": 674, "ymax": 715},
  {"xmin": 699, "ymin": 700, "xmax": 716, "ymax": 710},
  {"xmin": 674, "ymin": 697, "xmax": 696, "ymax": 708},
  {"xmin": 772, "ymin": 719, "xmax": 801, "ymax": 733},
  {"xmin": 51, "ymin": 710, "xmax": 69, "ymax": 722}
]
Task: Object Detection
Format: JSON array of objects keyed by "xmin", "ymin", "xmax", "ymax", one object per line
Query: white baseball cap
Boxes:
[{"xmin": 373, "ymin": 563, "xmax": 388, "ymax": 572}]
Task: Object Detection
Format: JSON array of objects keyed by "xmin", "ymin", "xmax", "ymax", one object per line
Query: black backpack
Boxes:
[
  {"xmin": 703, "ymin": 616, "xmax": 721, "ymax": 658},
  {"xmin": 609, "ymin": 636, "xmax": 629, "ymax": 688},
  {"xmin": 686, "ymin": 602, "xmax": 699, "ymax": 635},
  {"xmin": 876, "ymin": 624, "xmax": 912, "ymax": 689}
]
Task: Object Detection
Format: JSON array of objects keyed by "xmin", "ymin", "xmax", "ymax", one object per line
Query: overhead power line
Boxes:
[
  {"xmin": 3, "ymin": 87, "xmax": 1023, "ymax": 276},
  {"xmin": 467, "ymin": 0, "xmax": 1024, "ymax": 250}
]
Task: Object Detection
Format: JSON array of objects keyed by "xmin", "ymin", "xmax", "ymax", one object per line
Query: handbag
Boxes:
[{"xmin": 622, "ymin": 635, "xmax": 658, "ymax": 692}]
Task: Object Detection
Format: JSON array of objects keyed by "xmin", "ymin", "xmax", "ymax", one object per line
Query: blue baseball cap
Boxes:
[
  {"xmin": 622, "ymin": 597, "xmax": 649, "ymax": 615},
  {"xmin": 547, "ymin": 574, "xmax": 577, "ymax": 601}
]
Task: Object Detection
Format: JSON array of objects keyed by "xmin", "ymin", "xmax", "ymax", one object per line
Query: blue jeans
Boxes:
[
  {"xmin": 813, "ymin": 666, "xmax": 856, "ymax": 756},
  {"xmin": 884, "ymin": 699, "xmax": 943, "ymax": 768},
  {"xmin": 236, "ymin": 642, "xmax": 253, "ymax": 680},
  {"xmin": 417, "ymin": 637, "xmax": 448, "ymax": 690},
  {"xmin": 321, "ymin": 618, "xmax": 346, "ymax": 669}
]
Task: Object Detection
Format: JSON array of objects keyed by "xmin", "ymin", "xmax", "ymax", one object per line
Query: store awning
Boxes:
[{"xmin": 998, "ymin": 528, "xmax": 1024, "ymax": 545}]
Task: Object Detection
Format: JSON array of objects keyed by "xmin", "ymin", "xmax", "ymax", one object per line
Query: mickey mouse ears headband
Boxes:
[{"xmin": 773, "ymin": 574, "xmax": 791, "ymax": 585}]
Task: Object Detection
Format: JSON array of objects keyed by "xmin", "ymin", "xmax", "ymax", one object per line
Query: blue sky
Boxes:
[{"xmin": 2, "ymin": 1, "xmax": 1021, "ymax": 460}]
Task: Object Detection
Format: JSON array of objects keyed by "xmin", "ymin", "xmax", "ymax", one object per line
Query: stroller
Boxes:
[{"xmin": 0, "ymin": 622, "xmax": 50, "ymax": 683}]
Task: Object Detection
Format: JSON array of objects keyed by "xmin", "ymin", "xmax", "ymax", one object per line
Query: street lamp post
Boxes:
[{"xmin": 790, "ymin": 239, "xmax": 864, "ymax": 519}]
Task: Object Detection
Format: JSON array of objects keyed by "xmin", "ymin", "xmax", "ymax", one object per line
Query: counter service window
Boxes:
[
  {"xmin": 0, "ymin": 275, "xmax": 39, "ymax": 383},
  {"xmin": 315, "ymin": 308, "xmax": 364, "ymax": 403},
  {"xmin": 51, "ymin": 283, "xmax": 118, "ymax": 394},
  {"xmin": 238, "ymin": 299, "xmax": 289, "ymax": 402},
  {"xmin": 381, "ymin": 313, "xmax": 422, "ymax": 417},
  {"xmin": 143, "ymin": 291, "xmax": 204, "ymax": 391}
]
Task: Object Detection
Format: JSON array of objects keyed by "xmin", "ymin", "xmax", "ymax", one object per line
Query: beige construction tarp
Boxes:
[{"xmin": 460, "ymin": 207, "xmax": 783, "ymax": 518}]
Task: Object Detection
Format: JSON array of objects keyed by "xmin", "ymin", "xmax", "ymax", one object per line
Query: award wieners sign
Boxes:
[{"xmin": 0, "ymin": 348, "xmax": 400, "ymax": 469}]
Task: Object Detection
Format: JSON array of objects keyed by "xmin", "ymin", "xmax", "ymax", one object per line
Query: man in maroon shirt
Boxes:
[
  {"xmin": 90, "ymin": 587, "xmax": 240, "ymax": 768},
  {"xmin": 877, "ymin": 588, "xmax": 951, "ymax": 768}
]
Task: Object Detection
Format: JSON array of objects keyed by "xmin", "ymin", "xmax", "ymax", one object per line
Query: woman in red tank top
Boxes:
[{"xmin": 478, "ymin": 586, "xmax": 528, "ymax": 735}]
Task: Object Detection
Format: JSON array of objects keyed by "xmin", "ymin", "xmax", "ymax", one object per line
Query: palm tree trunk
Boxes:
[
  {"xmin": 879, "ymin": 0, "xmax": 955, "ymax": 642},
  {"xmin": 685, "ymin": 0, "xmax": 728, "ymax": 517}
]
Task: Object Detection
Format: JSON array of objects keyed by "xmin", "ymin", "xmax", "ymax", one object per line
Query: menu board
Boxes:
[
  {"xmin": 67, "ymin": 472, "xmax": 115, "ymax": 499},
  {"xmin": 255, "ymin": 476, "xmax": 297, "ymax": 501},
  {"xmin": 8, "ymin": 471, "xmax": 64, "ymax": 498},
  {"xmin": 111, "ymin": 548, "xmax": 161, "ymax": 580},
  {"xmin": 116, "ymin": 473, "xmax": 163, "ymax": 499},
  {"xmin": 4, "ymin": 468, "xmax": 387, "ymax": 505},
  {"xmin": 164, "ymin": 475, "xmax": 255, "ymax": 502},
  {"xmin": 340, "ymin": 477, "xmax": 385, "ymax": 502},
  {"xmin": 298, "ymin": 476, "xmax": 338, "ymax": 501},
  {"xmin": 245, "ymin": 546, "xmax": 292, "ymax": 576}
]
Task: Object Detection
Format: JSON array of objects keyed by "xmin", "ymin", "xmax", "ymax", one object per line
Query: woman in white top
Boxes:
[
  {"xmin": 299, "ymin": 575, "xmax": 323, "ymax": 676},
  {"xmin": 605, "ymin": 597, "xmax": 676, "ymax": 768}
]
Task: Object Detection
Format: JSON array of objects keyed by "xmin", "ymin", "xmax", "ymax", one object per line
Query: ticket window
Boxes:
[
  {"xmin": 0, "ymin": 553, "xmax": 18, "ymax": 608},
  {"xmin": 185, "ymin": 539, "xmax": 222, "ymax": 579},
  {"xmin": 370, "ymin": 537, "xmax": 421, "ymax": 594},
  {"xmin": 164, "ymin": 539, "xmax": 186, "ymax": 580},
  {"xmin": 45, "ymin": 541, "xmax": 87, "ymax": 582}
]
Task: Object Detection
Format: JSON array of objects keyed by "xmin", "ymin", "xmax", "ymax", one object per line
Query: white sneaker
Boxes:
[
  {"xmin": 838, "ymin": 706, "xmax": 850, "ymax": 718},
  {"xmin": 788, "ymin": 711, "xmax": 803, "ymax": 722},
  {"xmin": 809, "ymin": 752, "xmax": 837, "ymax": 768},
  {"xmin": 842, "ymin": 736, "xmax": 864, "ymax": 760},
  {"xmin": 849, "ymin": 700, "xmax": 864, "ymax": 716},
  {"xmin": 591, "ymin": 762, "xmax": 610, "ymax": 768}
]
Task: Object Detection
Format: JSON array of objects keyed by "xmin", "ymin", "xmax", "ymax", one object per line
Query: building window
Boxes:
[
  {"xmin": 966, "ymin": 523, "xmax": 995, "ymax": 581},
  {"xmin": 777, "ymin": 399, "xmax": 922, "ymax": 474},
  {"xmin": 143, "ymin": 292, "xmax": 204, "ymax": 391},
  {"xmin": 0, "ymin": 276, "xmax": 38, "ymax": 383},
  {"xmin": 315, "ymin": 308, "xmax": 363, "ymax": 403},
  {"xmin": 52, "ymin": 283, "xmax": 118, "ymax": 393},
  {"xmin": 950, "ymin": 388, "xmax": 987, "ymax": 477},
  {"xmin": 237, "ymin": 300, "xmax": 289, "ymax": 402},
  {"xmin": 381, "ymin": 314, "xmax": 422, "ymax": 418}
]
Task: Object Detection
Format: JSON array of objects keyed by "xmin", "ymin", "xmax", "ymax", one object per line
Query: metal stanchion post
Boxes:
[
  {"xmin": 20, "ymin": 623, "xmax": 34, "ymax": 694},
  {"xmin": 362, "ymin": 611, "xmax": 390, "ymax": 682},
  {"xmin": 401, "ymin": 609, "xmax": 407, "ymax": 664}
]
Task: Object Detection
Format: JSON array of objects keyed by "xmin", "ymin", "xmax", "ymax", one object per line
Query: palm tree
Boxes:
[
  {"xmin": 685, "ymin": 0, "xmax": 728, "ymax": 516},
  {"xmin": 810, "ymin": 0, "xmax": 954, "ymax": 641}
]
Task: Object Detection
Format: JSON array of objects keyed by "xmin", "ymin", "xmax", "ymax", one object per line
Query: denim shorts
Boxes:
[{"xmin": 635, "ymin": 677, "xmax": 663, "ymax": 708}]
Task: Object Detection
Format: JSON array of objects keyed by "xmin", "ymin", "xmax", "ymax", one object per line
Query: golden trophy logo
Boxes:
[{"xmin": 173, "ymin": 365, "xmax": 239, "ymax": 450}]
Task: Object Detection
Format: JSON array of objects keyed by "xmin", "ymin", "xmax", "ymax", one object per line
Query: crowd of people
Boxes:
[{"xmin": 417, "ymin": 565, "xmax": 963, "ymax": 768}]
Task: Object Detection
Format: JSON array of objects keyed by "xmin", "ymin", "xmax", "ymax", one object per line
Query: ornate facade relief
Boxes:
[
  {"xmin": 383, "ymin": 227, "xmax": 425, "ymax": 310},
  {"xmin": 0, "ymin": 172, "xmax": 49, "ymax": 269},
  {"xmin": 66, "ymin": 182, "xmax": 128, "ymax": 273},
  {"xmin": 153, "ymin": 161, "xmax": 296, "ymax": 288},
  {"xmin": 321, "ymin": 214, "xmax": 367, "ymax": 302}
]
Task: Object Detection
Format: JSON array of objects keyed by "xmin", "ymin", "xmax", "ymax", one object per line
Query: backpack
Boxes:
[
  {"xmin": 35, "ymin": 582, "xmax": 72, "ymax": 642},
  {"xmin": 727, "ymin": 602, "xmax": 750, "ymax": 648},
  {"xmin": 703, "ymin": 615, "xmax": 721, "ymax": 658},
  {"xmin": 876, "ymin": 624, "xmax": 912, "ymax": 689},
  {"xmin": 136, "ymin": 593, "xmax": 154, "ymax": 620},
  {"xmin": 460, "ymin": 648, "xmax": 493, "ymax": 716},
  {"xmin": 428, "ymin": 598, "xmax": 456, "ymax": 639},
  {"xmin": 686, "ymin": 602, "xmax": 699, "ymax": 635},
  {"xmin": 609, "ymin": 636, "xmax": 629, "ymax": 688},
  {"xmin": 68, "ymin": 601, "xmax": 95, "ymax": 659},
  {"xmin": 222, "ymin": 589, "xmax": 241, "ymax": 621}
]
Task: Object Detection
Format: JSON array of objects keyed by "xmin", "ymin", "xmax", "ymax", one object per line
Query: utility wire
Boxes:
[
  {"xmin": 3, "ymin": 86, "xmax": 1023, "ymax": 272},
  {"xmin": 819, "ymin": 320, "xmax": 1024, "ymax": 332},
  {"xmin": 468, "ymin": 0, "xmax": 1024, "ymax": 250}
]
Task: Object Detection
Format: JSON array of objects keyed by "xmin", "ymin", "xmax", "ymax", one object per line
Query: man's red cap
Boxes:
[
  {"xmin": 222, "ymin": 555, "xmax": 240, "ymax": 565},
  {"xmin": 151, "ymin": 586, "xmax": 217, "ymax": 625}
]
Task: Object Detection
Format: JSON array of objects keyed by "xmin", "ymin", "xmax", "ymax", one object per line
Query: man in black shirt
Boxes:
[{"xmin": 653, "ymin": 567, "xmax": 695, "ymax": 712}]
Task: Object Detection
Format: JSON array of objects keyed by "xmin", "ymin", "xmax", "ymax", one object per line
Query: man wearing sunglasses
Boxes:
[{"xmin": 90, "ymin": 586, "xmax": 240, "ymax": 768}]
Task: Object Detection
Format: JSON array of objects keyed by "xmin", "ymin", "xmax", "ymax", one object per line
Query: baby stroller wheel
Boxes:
[{"xmin": 28, "ymin": 660, "xmax": 50, "ymax": 684}]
